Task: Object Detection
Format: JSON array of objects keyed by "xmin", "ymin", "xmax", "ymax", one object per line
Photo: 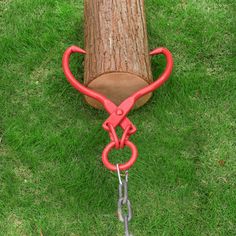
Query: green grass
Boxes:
[{"xmin": 0, "ymin": 0, "xmax": 235, "ymax": 235}]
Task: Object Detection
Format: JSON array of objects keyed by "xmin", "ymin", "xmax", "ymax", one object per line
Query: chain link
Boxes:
[{"xmin": 116, "ymin": 165, "xmax": 133, "ymax": 236}]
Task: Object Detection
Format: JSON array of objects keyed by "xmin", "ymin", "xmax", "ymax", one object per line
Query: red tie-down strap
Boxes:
[{"xmin": 62, "ymin": 46, "xmax": 173, "ymax": 171}]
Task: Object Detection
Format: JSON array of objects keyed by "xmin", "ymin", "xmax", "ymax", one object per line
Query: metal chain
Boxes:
[{"xmin": 116, "ymin": 165, "xmax": 133, "ymax": 236}]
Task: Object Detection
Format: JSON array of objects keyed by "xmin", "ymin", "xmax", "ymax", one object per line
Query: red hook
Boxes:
[{"xmin": 62, "ymin": 46, "xmax": 173, "ymax": 171}]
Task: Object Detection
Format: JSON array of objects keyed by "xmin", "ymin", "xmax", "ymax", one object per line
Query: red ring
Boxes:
[{"xmin": 102, "ymin": 140, "xmax": 138, "ymax": 171}]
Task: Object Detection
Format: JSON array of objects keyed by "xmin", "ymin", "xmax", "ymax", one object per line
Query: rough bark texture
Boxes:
[{"xmin": 84, "ymin": 0, "xmax": 153, "ymax": 109}]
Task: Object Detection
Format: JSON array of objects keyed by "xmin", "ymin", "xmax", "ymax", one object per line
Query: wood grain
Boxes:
[{"xmin": 84, "ymin": 0, "xmax": 153, "ymax": 109}]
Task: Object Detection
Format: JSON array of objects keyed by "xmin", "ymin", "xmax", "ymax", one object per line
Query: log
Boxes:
[{"xmin": 84, "ymin": 0, "xmax": 153, "ymax": 109}]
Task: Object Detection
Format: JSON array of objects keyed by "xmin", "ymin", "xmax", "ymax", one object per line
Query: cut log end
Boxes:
[
  {"xmin": 84, "ymin": 72, "xmax": 152, "ymax": 109},
  {"xmin": 84, "ymin": 0, "xmax": 153, "ymax": 109}
]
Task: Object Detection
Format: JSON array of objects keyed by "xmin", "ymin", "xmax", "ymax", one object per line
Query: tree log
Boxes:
[{"xmin": 84, "ymin": 0, "xmax": 153, "ymax": 109}]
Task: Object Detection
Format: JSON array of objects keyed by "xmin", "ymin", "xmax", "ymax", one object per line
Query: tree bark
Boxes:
[{"xmin": 84, "ymin": 0, "xmax": 153, "ymax": 109}]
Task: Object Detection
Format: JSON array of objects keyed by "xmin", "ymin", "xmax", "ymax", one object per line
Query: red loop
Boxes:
[
  {"xmin": 107, "ymin": 123, "xmax": 119, "ymax": 149},
  {"xmin": 102, "ymin": 140, "xmax": 138, "ymax": 171},
  {"xmin": 120, "ymin": 125, "xmax": 132, "ymax": 149}
]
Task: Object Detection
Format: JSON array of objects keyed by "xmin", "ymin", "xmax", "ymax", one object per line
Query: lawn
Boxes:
[{"xmin": 0, "ymin": 0, "xmax": 235, "ymax": 235}]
